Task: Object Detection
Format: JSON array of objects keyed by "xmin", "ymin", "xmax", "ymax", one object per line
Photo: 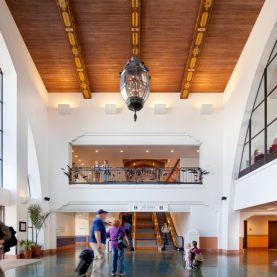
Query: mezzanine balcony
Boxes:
[{"xmin": 64, "ymin": 166, "xmax": 204, "ymax": 185}]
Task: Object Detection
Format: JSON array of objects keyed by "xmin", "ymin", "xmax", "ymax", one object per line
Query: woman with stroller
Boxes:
[{"xmin": 190, "ymin": 241, "xmax": 204, "ymax": 269}]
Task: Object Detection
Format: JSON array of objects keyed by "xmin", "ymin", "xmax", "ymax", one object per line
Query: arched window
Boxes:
[
  {"xmin": 239, "ymin": 40, "xmax": 277, "ymax": 177},
  {"xmin": 0, "ymin": 69, "xmax": 3, "ymax": 187}
]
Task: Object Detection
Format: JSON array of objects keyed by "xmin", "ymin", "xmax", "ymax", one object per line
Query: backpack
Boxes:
[
  {"xmin": 117, "ymin": 228, "xmax": 128, "ymax": 249},
  {"xmin": 3, "ymin": 227, "xmax": 17, "ymax": 253}
]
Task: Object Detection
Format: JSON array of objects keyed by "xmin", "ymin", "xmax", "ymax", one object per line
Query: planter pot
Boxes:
[
  {"xmin": 24, "ymin": 249, "xmax": 32, "ymax": 259},
  {"xmin": 16, "ymin": 250, "xmax": 24, "ymax": 259},
  {"xmin": 31, "ymin": 245, "xmax": 42, "ymax": 258}
]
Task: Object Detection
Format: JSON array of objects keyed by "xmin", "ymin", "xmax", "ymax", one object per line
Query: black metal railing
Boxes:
[{"xmin": 65, "ymin": 166, "xmax": 203, "ymax": 185}]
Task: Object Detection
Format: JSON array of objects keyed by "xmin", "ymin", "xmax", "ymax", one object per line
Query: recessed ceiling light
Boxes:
[
  {"xmin": 81, "ymin": 163, "xmax": 84, "ymax": 166},
  {"xmin": 74, "ymin": 155, "xmax": 78, "ymax": 158},
  {"xmin": 133, "ymin": 163, "xmax": 136, "ymax": 166},
  {"xmin": 146, "ymin": 150, "xmax": 149, "ymax": 153},
  {"xmin": 78, "ymin": 159, "xmax": 81, "ymax": 162},
  {"xmin": 72, "ymin": 150, "xmax": 74, "ymax": 153},
  {"xmin": 95, "ymin": 150, "xmax": 99, "ymax": 153},
  {"xmin": 152, "ymin": 163, "xmax": 155, "ymax": 166},
  {"xmin": 196, "ymin": 149, "xmax": 200, "ymax": 153},
  {"xmin": 120, "ymin": 150, "xmax": 124, "ymax": 153},
  {"xmin": 170, "ymin": 149, "xmax": 174, "ymax": 153}
]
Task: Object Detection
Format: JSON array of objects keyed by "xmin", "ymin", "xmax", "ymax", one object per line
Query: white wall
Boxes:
[
  {"xmin": 47, "ymin": 92, "xmax": 223, "ymax": 249},
  {"xmin": 235, "ymin": 159, "xmax": 277, "ymax": 210},
  {"xmin": 180, "ymin": 157, "xmax": 199, "ymax": 167},
  {"xmin": 221, "ymin": 0, "xmax": 277, "ymax": 251},
  {"xmin": 56, "ymin": 212, "xmax": 75, "ymax": 237},
  {"xmin": 0, "ymin": 0, "xmax": 50, "ymax": 249}
]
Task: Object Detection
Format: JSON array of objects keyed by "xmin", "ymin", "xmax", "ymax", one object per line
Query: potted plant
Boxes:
[
  {"xmin": 28, "ymin": 204, "xmax": 51, "ymax": 258},
  {"xmin": 23, "ymin": 240, "xmax": 33, "ymax": 259},
  {"xmin": 17, "ymin": 239, "xmax": 25, "ymax": 259}
]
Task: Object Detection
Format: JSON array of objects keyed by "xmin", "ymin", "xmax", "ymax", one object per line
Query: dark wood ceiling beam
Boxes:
[
  {"xmin": 130, "ymin": 0, "xmax": 140, "ymax": 57},
  {"xmin": 180, "ymin": 0, "xmax": 214, "ymax": 99},
  {"xmin": 56, "ymin": 0, "xmax": 91, "ymax": 99}
]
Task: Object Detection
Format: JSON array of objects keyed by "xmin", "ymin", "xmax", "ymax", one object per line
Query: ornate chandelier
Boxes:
[{"xmin": 120, "ymin": 0, "xmax": 150, "ymax": 122}]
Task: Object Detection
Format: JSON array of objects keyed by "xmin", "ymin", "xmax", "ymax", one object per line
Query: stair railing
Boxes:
[
  {"xmin": 165, "ymin": 212, "xmax": 178, "ymax": 249},
  {"xmin": 152, "ymin": 212, "xmax": 163, "ymax": 248},
  {"xmin": 132, "ymin": 212, "xmax": 136, "ymax": 250},
  {"xmin": 119, "ymin": 213, "xmax": 123, "ymax": 225},
  {"xmin": 166, "ymin": 159, "xmax": 180, "ymax": 182}
]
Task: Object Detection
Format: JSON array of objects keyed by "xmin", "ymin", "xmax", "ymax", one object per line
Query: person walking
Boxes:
[
  {"xmin": 123, "ymin": 221, "xmax": 132, "ymax": 238},
  {"xmin": 161, "ymin": 222, "xmax": 170, "ymax": 246},
  {"xmin": 107, "ymin": 219, "xmax": 129, "ymax": 276},
  {"xmin": 0, "ymin": 221, "xmax": 11, "ymax": 277},
  {"xmin": 89, "ymin": 209, "xmax": 108, "ymax": 277},
  {"xmin": 102, "ymin": 160, "xmax": 110, "ymax": 182}
]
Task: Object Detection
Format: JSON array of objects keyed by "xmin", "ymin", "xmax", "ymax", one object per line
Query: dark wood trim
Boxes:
[
  {"xmin": 56, "ymin": 0, "xmax": 91, "ymax": 99},
  {"xmin": 180, "ymin": 0, "xmax": 214, "ymax": 99}
]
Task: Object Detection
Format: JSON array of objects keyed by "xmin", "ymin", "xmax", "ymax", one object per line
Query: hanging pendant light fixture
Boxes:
[{"xmin": 120, "ymin": 0, "xmax": 150, "ymax": 122}]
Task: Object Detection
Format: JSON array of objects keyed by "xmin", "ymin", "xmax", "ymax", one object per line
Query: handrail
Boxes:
[
  {"xmin": 152, "ymin": 212, "xmax": 162, "ymax": 247},
  {"xmin": 119, "ymin": 213, "xmax": 123, "ymax": 225},
  {"xmin": 165, "ymin": 212, "xmax": 178, "ymax": 249},
  {"xmin": 166, "ymin": 159, "xmax": 180, "ymax": 182},
  {"xmin": 66, "ymin": 166, "xmax": 203, "ymax": 184},
  {"xmin": 132, "ymin": 212, "xmax": 136, "ymax": 250}
]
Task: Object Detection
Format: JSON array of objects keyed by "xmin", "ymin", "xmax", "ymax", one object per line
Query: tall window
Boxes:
[
  {"xmin": 0, "ymin": 69, "xmax": 3, "ymax": 187},
  {"xmin": 239, "ymin": 40, "xmax": 277, "ymax": 178}
]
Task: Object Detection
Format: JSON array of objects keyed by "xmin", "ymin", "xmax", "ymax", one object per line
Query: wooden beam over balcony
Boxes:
[
  {"xmin": 180, "ymin": 0, "xmax": 214, "ymax": 99},
  {"xmin": 130, "ymin": 0, "xmax": 141, "ymax": 57},
  {"xmin": 56, "ymin": 0, "xmax": 91, "ymax": 99}
]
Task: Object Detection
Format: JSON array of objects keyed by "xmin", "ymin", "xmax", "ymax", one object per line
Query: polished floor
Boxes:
[{"xmin": 4, "ymin": 249, "xmax": 277, "ymax": 277}]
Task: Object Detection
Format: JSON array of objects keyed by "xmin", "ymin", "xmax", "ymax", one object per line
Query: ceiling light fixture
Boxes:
[
  {"xmin": 120, "ymin": 150, "xmax": 124, "ymax": 153},
  {"xmin": 95, "ymin": 150, "xmax": 99, "ymax": 153},
  {"xmin": 154, "ymin": 104, "xmax": 167, "ymax": 115},
  {"xmin": 146, "ymin": 150, "xmax": 149, "ymax": 153},
  {"xmin": 170, "ymin": 149, "xmax": 174, "ymax": 153},
  {"xmin": 119, "ymin": 0, "xmax": 150, "ymax": 122},
  {"xmin": 105, "ymin": 104, "xmax": 117, "ymax": 114},
  {"xmin": 78, "ymin": 159, "xmax": 81, "ymax": 162},
  {"xmin": 74, "ymin": 155, "xmax": 78, "ymax": 158}
]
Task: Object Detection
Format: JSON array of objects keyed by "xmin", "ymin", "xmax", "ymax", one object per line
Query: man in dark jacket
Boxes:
[{"xmin": 0, "ymin": 221, "xmax": 11, "ymax": 277}]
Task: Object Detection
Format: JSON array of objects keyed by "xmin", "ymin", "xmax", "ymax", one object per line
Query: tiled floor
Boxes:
[{"xmin": 4, "ymin": 249, "xmax": 277, "ymax": 277}]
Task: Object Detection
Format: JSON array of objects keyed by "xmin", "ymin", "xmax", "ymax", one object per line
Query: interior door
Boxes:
[
  {"xmin": 243, "ymin": 220, "xmax": 248, "ymax": 249},
  {"xmin": 268, "ymin": 221, "xmax": 277, "ymax": 249}
]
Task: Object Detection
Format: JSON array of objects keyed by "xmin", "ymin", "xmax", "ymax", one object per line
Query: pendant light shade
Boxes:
[{"xmin": 120, "ymin": 56, "xmax": 150, "ymax": 121}]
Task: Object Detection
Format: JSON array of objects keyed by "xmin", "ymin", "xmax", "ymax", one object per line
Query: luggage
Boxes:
[{"xmin": 75, "ymin": 249, "xmax": 94, "ymax": 276}]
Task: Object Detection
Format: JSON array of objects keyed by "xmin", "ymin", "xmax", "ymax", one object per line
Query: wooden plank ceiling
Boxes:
[{"xmin": 6, "ymin": 0, "xmax": 264, "ymax": 95}]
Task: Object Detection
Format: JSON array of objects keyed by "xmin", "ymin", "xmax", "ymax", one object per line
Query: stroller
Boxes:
[{"xmin": 75, "ymin": 249, "xmax": 94, "ymax": 276}]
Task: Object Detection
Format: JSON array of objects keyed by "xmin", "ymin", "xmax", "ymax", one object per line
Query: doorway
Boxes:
[
  {"xmin": 243, "ymin": 220, "xmax": 248, "ymax": 249},
  {"xmin": 268, "ymin": 221, "xmax": 277, "ymax": 249}
]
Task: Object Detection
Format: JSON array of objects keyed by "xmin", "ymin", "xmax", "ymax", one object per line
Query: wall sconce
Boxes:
[
  {"xmin": 105, "ymin": 104, "xmax": 117, "ymax": 114},
  {"xmin": 58, "ymin": 104, "xmax": 72, "ymax": 115},
  {"xmin": 19, "ymin": 196, "xmax": 29, "ymax": 204},
  {"xmin": 200, "ymin": 104, "xmax": 214, "ymax": 115},
  {"xmin": 154, "ymin": 104, "xmax": 167, "ymax": 115}
]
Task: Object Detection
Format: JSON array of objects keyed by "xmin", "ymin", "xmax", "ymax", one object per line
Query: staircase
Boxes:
[
  {"xmin": 156, "ymin": 213, "xmax": 176, "ymax": 251},
  {"xmin": 135, "ymin": 212, "xmax": 157, "ymax": 251}
]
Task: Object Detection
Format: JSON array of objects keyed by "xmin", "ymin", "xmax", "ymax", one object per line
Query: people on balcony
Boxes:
[
  {"xmin": 102, "ymin": 160, "xmax": 110, "ymax": 182},
  {"xmin": 253, "ymin": 149, "xmax": 264, "ymax": 163},
  {"xmin": 92, "ymin": 160, "xmax": 100, "ymax": 183},
  {"xmin": 270, "ymin": 136, "xmax": 277, "ymax": 153}
]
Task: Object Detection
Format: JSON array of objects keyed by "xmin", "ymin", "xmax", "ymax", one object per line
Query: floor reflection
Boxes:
[{"xmin": 4, "ymin": 249, "xmax": 277, "ymax": 277}]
